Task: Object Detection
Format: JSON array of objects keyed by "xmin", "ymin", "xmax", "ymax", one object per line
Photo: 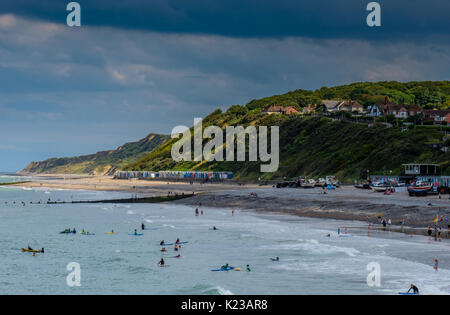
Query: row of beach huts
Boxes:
[{"xmin": 114, "ymin": 171, "xmax": 233, "ymax": 180}]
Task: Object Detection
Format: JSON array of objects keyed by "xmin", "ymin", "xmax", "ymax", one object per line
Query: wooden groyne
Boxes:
[
  {"xmin": 0, "ymin": 181, "xmax": 31, "ymax": 186},
  {"xmin": 46, "ymin": 193, "xmax": 196, "ymax": 205}
]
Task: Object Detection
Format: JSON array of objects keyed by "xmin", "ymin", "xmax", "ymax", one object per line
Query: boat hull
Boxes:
[{"xmin": 407, "ymin": 186, "xmax": 432, "ymax": 196}]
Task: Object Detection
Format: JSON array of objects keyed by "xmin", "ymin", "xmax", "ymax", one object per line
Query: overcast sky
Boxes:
[{"xmin": 0, "ymin": 1, "xmax": 449, "ymax": 171}]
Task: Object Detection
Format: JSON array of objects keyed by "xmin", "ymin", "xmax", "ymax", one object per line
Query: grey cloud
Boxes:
[{"xmin": 0, "ymin": 14, "xmax": 449, "ymax": 170}]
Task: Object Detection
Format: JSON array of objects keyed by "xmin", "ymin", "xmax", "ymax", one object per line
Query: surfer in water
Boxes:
[
  {"xmin": 271, "ymin": 257, "xmax": 280, "ymax": 262},
  {"xmin": 175, "ymin": 238, "xmax": 180, "ymax": 244},
  {"xmin": 158, "ymin": 258, "xmax": 165, "ymax": 267},
  {"xmin": 141, "ymin": 223, "xmax": 145, "ymax": 230},
  {"xmin": 160, "ymin": 240, "xmax": 165, "ymax": 246},
  {"xmin": 407, "ymin": 284, "xmax": 419, "ymax": 294},
  {"xmin": 434, "ymin": 259, "xmax": 439, "ymax": 272}
]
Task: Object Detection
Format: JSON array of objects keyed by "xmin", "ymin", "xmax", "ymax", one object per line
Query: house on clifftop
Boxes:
[{"xmin": 262, "ymin": 105, "xmax": 300, "ymax": 115}]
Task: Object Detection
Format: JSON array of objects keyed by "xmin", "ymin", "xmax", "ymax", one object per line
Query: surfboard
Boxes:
[
  {"xmin": 398, "ymin": 292, "xmax": 419, "ymax": 295},
  {"xmin": 211, "ymin": 267, "xmax": 235, "ymax": 272},
  {"xmin": 160, "ymin": 241, "xmax": 188, "ymax": 246}
]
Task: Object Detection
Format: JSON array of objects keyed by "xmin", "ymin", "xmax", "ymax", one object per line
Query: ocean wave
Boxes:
[
  {"xmin": 202, "ymin": 286, "xmax": 234, "ymax": 295},
  {"xmin": 261, "ymin": 239, "xmax": 360, "ymax": 257}
]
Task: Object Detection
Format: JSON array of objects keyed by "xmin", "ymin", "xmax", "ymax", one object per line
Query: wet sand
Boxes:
[{"xmin": 174, "ymin": 186, "xmax": 450, "ymax": 230}]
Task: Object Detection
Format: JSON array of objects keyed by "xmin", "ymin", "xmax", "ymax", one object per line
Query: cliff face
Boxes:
[{"xmin": 22, "ymin": 134, "xmax": 170, "ymax": 175}]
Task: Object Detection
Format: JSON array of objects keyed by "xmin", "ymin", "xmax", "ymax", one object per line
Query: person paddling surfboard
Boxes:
[{"xmin": 407, "ymin": 284, "xmax": 419, "ymax": 294}]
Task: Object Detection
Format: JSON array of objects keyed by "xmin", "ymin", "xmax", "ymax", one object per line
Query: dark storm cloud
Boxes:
[{"xmin": 1, "ymin": 0, "xmax": 449, "ymax": 39}]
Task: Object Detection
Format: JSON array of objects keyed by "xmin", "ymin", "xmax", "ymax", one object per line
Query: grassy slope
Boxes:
[
  {"xmin": 125, "ymin": 115, "xmax": 449, "ymax": 182},
  {"xmin": 124, "ymin": 81, "xmax": 450, "ymax": 181}
]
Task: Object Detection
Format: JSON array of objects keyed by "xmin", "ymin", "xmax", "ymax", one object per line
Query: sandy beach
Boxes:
[
  {"xmin": 12, "ymin": 175, "xmax": 450, "ymax": 231},
  {"xmin": 14, "ymin": 174, "xmax": 257, "ymax": 195}
]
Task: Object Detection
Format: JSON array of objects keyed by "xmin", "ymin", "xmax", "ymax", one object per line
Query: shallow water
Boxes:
[{"xmin": 1, "ymin": 175, "xmax": 449, "ymax": 295}]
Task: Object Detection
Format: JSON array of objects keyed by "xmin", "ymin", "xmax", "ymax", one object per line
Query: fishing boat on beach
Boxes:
[
  {"xmin": 371, "ymin": 182, "xmax": 391, "ymax": 192},
  {"xmin": 325, "ymin": 176, "xmax": 339, "ymax": 187},
  {"xmin": 315, "ymin": 178, "xmax": 326, "ymax": 187},
  {"xmin": 354, "ymin": 183, "xmax": 371, "ymax": 189},
  {"xmin": 302, "ymin": 179, "xmax": 316, "ymax": 188},
  {"xmin": 407, "ymin": 181, "xmax": 433, "ymax": 196}
]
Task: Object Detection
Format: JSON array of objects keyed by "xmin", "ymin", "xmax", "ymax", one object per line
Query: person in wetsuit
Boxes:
[
  {"xmin": 141, "ymin": 223, "xmax": 145, "ymax": 230},
  {"xmin": 158, "ymin": 258, "xmax": 165, "ymax": 267},
  {"xmin": 407, "ymin": 284, "xmax": 419, "ymax": 294}
]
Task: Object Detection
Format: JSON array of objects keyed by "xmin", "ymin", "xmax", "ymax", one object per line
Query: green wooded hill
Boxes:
[
  {"xmin": 23, "ymin": 134, "xmax": 170, "ymax": 175},
  {"xmin": 245, "ymin": 81, "xmax": 450, "ymax": 110},
  {"xmin": 124, "ymin": 81, "xmax": 450, "ymax": 181}
]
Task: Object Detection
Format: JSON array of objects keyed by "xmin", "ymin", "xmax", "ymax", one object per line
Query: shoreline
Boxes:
[
  {"xmin": 7, "ymin": 175, "xmax": 450, "ymax": 234},
  {"xmin": 172, "ymin": 186, "xmax": 450, "ymax": 231}
]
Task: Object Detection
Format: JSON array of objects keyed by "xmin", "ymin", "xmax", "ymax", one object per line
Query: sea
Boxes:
[{"xmin": 1, "ymin": 174, "xmax": 450, "ymax": 295}]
